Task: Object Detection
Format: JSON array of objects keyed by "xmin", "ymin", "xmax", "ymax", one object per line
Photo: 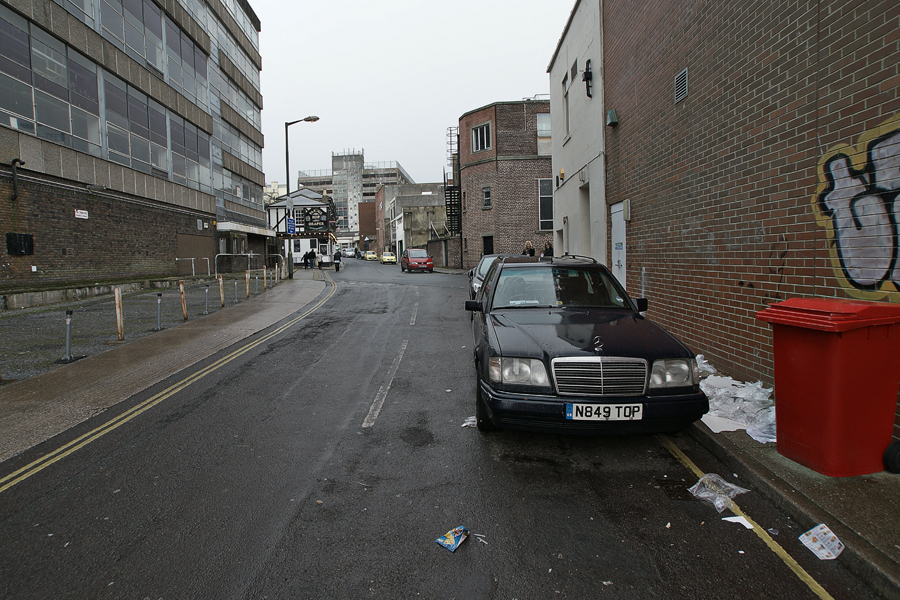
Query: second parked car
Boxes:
[
  {"xmin": 400, "ymin": 248, "xmax": 434, "ymax": 273},
  {"xmin": 381, "ymin": 251, "xmax": 397, "ymax": 264}
]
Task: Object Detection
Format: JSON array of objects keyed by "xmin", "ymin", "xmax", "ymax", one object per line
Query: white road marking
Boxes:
[{"xmin": 362, "ymin": 340, "xmax": 409, "ymax": 428}]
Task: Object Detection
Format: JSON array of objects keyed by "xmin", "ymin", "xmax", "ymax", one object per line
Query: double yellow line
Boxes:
[
  {"xmin": 658, "ymin": 435, "xmax": 835, "ymax": 600},
  {"xmin": 0, "ymin": 284, "xmax": 335, "ymax": 495}
]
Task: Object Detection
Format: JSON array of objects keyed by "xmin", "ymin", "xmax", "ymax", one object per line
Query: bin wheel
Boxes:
[{"xmin": 884, "ymin": 442, "xmax": 900, "ymax": 474}]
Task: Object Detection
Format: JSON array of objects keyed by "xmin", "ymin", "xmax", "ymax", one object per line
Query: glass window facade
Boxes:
[{"xmin": 6, "ymin": 0, "xmax": 264, "ymax": 212}]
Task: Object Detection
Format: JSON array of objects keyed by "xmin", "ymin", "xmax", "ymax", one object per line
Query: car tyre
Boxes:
[{"xmin": 475, "ymin": 371, "xmax": 499, "ymax": 432}]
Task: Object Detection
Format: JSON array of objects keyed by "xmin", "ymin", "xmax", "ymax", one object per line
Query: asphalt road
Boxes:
[{"xmin": 0, "ymin": 259, "xmax": 878, "ymax": 599}]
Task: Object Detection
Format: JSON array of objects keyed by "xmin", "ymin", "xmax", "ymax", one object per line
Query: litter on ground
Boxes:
[
  {"xmin": 688, "ymin": 473, "xmax": 750, "ymax": 513},
  {"xmin": 799, "ymin": 524, "xmax": 844, "ymax": 560},
  {"xmin": 436, "ymin": 526, "xmax": 468, "ymax": 552},
  {"xmin": 697, "ymin": 355, "xmax": 776, "ymax": 444}
]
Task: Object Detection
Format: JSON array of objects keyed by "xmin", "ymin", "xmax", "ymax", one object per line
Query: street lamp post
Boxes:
[{"xmin": 284, "ymin": 115, "xmax": 319, "ymax": 278}]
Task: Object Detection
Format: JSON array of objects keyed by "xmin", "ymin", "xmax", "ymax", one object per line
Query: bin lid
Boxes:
[{"xmin": 756, "ymin": 297, "xmax": 900, "ymax": 332}]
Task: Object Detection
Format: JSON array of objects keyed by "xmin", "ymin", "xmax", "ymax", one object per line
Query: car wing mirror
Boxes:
[
  {"xmin": 635, "ymin": 298, "xmax": 648, "ymax": 312},
  {"xmin": 465, "ymin": 300, "xmax": 483, "ymax": 312}
]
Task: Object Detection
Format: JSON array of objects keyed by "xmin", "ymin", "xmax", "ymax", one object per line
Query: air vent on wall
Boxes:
[{"xmin": 674, "ymin": 68, "xmax": 688, "ymax": 104}]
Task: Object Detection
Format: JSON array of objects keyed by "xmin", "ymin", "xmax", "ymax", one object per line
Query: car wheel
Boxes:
[{"xmin": 475, "ymin": 369, "xmax": 499, "ymax": 432}]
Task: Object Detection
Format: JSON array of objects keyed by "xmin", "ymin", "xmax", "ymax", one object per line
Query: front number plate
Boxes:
[{"xmin": 566, "ymin": 403, "xmax": 643, "ymax": 421}]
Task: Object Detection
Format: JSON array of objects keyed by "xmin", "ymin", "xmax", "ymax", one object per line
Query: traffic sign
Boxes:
[{"xmin": 286, "ymin": 217, "xmax": 296, "ymax": 235}]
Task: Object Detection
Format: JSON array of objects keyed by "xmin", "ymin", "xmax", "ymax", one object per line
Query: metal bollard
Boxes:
[
  {"xmin": 63, "ymin": 310, "xmax": 74, "ymax": 361},
  {"xmin": 234, "ymin": 279, "xmax": 238, "ymax": 303},
  {"xmin": 156, "ymin": 293, "xmax": 162, "ymax": 330},
  {"xmin": 203, "ymin": 285, "xmax": 209, "ymax": 315},
  {"xmin": 255, "ymin": 274, "xmax": 259, "ymax": 294}
]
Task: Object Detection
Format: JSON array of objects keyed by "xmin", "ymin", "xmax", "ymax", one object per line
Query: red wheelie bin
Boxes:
[{"xmin": 757, "ymin": 298, "xmax": 900, "ymax": 477}]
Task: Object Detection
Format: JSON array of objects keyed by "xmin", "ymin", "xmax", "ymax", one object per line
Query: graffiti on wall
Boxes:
[{"xmin": 813, "ymin": 114, "xmax": 900, "ymax": 302}]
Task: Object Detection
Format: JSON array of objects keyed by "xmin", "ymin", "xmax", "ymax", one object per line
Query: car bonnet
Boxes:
[{"xmin": 487, "ymin": 309, "xmax": 693, "ymax": 361}]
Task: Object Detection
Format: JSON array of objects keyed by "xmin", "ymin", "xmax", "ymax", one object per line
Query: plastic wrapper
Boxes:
[
  {"xmin": 435, "ymin": 526, "xmax": 468, "ymax": 552},
  {"xmin": 688, "ymin": 473, "xmax": 750, "ymax": 513}
]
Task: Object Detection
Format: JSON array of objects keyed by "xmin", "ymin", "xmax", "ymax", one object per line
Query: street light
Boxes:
[
  {"xmin": 285, "ymin": 115, "xmax": 319, "ymax": 196},
  {"xmin": 284, "ymin": 116, "xmax": 318, "ymax": 279}
]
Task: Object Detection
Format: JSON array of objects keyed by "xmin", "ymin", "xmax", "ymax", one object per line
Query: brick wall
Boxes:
[
  {"xmin": 459, "ymin": 101, "xmax": 553, "ymax": 270},
  {"xmin": 603, "ymin": 0, "xmax": 900, "ymax": 439},
  {"xmin": 1, "ymin": 174, "xmax": 214, "ymax": 290}
]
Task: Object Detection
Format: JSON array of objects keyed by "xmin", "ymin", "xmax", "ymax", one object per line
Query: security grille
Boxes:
[
  {"xmin": 552, "ymin": 357, "xmax": 647, "ymax": 397},
  {"xmin": 674, "ymin": 68, "xmax": 688, "ymax": 104}
]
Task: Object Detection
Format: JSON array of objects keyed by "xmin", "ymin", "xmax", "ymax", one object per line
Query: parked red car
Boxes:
[{"xmin": 400, "ymin": 249, "xmax": 434, "ymax": 273}]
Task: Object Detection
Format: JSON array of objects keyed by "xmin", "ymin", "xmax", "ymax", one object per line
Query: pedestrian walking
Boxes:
[{"xmin": 522, "ymin": 240, "xmax": 535, "ymax": 256}]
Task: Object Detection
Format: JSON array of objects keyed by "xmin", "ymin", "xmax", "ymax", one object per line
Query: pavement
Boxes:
[{"xmin": 0, "ymin": 265, "xmax": 898, "ymax": 600}]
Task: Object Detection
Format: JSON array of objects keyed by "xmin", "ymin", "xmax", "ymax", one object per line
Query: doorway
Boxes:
[{"xmin": 483, "ymin": 235, "xmax": 494, "ymax": 255}]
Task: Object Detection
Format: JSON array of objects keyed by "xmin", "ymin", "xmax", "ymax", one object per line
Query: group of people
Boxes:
[
  {"xmin": 301, "ymin": 250, "xmax": 317, "ymax": 270},
  {"xmin": 299, "ymin": 248, "xmax": 344, "ymax": 271},
  {"xmin": 522, "ymin": 240, "xmax": 554, "ymax": 258}
]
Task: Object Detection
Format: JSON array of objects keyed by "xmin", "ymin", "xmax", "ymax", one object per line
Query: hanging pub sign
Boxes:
[{"xmin": 304, "ymin": 207, "xmax": 327, "ymax": 231}]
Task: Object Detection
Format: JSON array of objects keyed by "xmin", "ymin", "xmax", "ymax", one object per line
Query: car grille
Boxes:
[{"xmin": 551, "ymin": 357, "xmax": 647, "ymax": 397}]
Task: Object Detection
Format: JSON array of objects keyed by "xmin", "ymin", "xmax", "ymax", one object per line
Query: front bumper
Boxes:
[
  {"xmin": 479, "ymin": 380, "xmax": 708, "ymax": 435},
  {"xmin": 407, "ymin": 263, "xmax": 433, "ymax": 271}
]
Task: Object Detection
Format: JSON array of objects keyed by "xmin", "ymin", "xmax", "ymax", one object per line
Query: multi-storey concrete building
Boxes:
[
  {"xmin": 297, "ymin": 151, "xmax": 413, "ymax": 248},
  {"xmin": 0, "ymin": 0, "xmax": 266, "ymax": 290},
  {"xmin": 458, "ymin": 99, "xmax": 553, "ymax": 270}
]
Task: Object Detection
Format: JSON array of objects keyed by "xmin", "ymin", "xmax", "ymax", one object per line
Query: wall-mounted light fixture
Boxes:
[
  {"xmin": 582, "ymin": 59, "xmax": 593, "ymax": 98},
  {"xmin": 606, "ymin": 110, "xmax": 618, "ymax": 127},
  {"xmin": 86, "ymin": 184, "xmax": 106, "ymax": 192}
]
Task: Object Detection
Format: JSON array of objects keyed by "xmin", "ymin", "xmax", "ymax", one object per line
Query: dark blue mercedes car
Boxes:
[{"xmin": 464, "ymin": 255, "xmax": 708, "ymax": 434}]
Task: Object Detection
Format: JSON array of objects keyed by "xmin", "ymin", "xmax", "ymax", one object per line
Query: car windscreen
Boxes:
[
  {"xmin": 491, "ymin": 267, "xmax": 630, "ymax": 309},
  {"xmin": 477, "ymin": 257, "xmax": 497, "ymax": 276},
  {"xmin": 408, "ymin": 249, "xmax": 428, "ymax": 258}
]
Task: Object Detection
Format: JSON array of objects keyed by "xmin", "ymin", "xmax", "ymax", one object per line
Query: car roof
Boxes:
[{"xmin": 497, "ymin": 255, "xmax": 601, "ymax": 268}]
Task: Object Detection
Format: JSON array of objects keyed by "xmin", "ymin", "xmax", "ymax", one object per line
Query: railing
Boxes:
[
  {"xmin": 215, "ymin": 253, "xmax": 285, "ymax": 278},
  {"xmin": 175, "ymin": 257, "xmax": 211, "ymax": 277}
]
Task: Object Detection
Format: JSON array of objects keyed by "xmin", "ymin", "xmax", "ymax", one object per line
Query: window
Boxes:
[
  {"xmin": 562, "ymin": 75, "xmax": 570, "ymax": 135},
  {"xmin": 472, "ymin": 122, "xmax": 490, "ymax": 152},
  {"xmin": 537, "ymin": 112, "xmax": 551, "ymax": 156},
  {"xmin": 539, "ymin": 179, "xmax": 553, "ymax": 230},
  {"xmin": 483, "ymin": 187, "xmax": 491, "ymax": 208}
]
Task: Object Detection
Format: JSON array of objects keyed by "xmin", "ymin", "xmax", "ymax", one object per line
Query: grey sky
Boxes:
[{"xmin": 256, "ymin": 0, "xmax": 575, "ymax": 186}]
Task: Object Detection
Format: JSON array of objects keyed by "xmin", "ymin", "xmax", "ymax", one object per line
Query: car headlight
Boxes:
[
  {"xmin": 649, "ymin": 358, "xmax": 699, "ymax": 388},
  {"xmin": 488, "ymin": 357, "xmax": 550, "ymax": 388}
]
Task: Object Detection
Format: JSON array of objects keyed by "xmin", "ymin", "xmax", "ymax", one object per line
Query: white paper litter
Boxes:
[
  {"xmin": 697, "ymin": 359, "xmax": 776, "ymax": 443},
  {"xmin": 722, "ymin": 516, "xmax": 754, "ymax": 529},
  {"xmin": 799, "ymin": 524, "xmax": 844, "ymax": 560},
  {"xmin": 462, "ymin": 416, "xmax": 477, "ymax": 428}
]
